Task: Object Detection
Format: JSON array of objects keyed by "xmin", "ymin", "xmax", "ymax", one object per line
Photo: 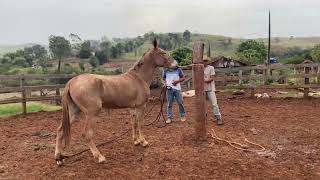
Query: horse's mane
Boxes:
[{"xmin": 128, "ymin": 51, "xmax": 149, "ymax": 72}]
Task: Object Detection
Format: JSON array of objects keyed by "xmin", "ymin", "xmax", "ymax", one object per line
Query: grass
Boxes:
[{"xmin": 0, "ymin": 102, "xmax": 61, "ymax": 117}]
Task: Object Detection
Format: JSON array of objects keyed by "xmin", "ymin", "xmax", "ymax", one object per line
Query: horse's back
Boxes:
[{"xmin": 68, "ymin": 73, "xmax": 149, "ymax": 109}]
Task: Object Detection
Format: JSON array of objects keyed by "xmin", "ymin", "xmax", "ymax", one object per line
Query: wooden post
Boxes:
[
  {"xmin": 192, "ymin": 41, "xmax": 206, "ymax": 141},
  {"xmin": 238, "ymin": 70, "xmax": 243, "ymax": 85},
  {"xmin": 304, "ymin": 66, "xmax": 310, "ymax": 98},
  {"xmin": 250, "ymin": 88, "xmax": 255, "ymax": 98},
  {"xmin": 263, "ymin": 68, "xmax": 267, "ymax": 85},
  {"xmin": 20, "ymin": 75, "xmax": 27, "ymax": 114},
  {"xmin": 187, "ymin": 80, "xmax": 191, "ymax": 90},
  {"xmin": 55, "ymin": 77, "xmax": 61, "ymax": 105},
  {"xmin": 250, "ymin": 69, "xmax": 255, "ymax": 85},
  {"xmin": 317, "ymin": 66, "xmax": 320, "ymax": 84}
]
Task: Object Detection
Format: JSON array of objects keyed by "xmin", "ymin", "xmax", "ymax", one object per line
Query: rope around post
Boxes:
[{"xmin": 210, "ymin": 129, "xmax": 266, "ymax": 152}]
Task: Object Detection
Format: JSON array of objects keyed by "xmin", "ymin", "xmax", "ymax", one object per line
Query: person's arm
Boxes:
[
  {"xmin": 172, "ymin": 69, "xmax": 185, "ymax": 86},
  {"xmin": 204, "ymin": 66, "xmax": 216, "ymax": 83}
]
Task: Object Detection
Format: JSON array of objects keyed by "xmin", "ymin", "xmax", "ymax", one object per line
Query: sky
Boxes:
[{"xmin": 0, "ymin": 0, "xmax": 319, "ymax": 45}]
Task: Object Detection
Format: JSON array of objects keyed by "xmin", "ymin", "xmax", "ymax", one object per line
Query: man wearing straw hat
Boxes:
[
  {"xmin": 162, "ymin": 60, "xmax": 186, "ymax": 124},
  {"xmin": 203, "ymin": 58, "xmax": 223, "ymax": 125}
]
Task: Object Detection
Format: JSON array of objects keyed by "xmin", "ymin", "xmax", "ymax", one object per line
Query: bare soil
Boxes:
[{"xmin": 0, "ymin": 94, "xmax": 319, "ymax": 179}]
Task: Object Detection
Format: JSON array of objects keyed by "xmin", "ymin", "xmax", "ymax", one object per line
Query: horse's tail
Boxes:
[{"xmin": 62, "ymin": 83, "xmax": 72, "ymax": 146}]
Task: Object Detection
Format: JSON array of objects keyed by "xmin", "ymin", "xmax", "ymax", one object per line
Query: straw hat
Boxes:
[
  {"xmin": 170, "ymin": 60, "xmax": 178, "ymax": 67},
  {"xmin": 203, "ymin": 55, "xmax": 211, "ymax": 62}
]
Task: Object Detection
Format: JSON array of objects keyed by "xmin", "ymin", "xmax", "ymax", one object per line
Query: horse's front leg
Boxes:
[
  {"xmin": 130, "ymin": 109, "xmax": 139, "ymax": 145},
  {"xmin": 136, "ymin": 105, "xmax": 148, "ymax": 147}
]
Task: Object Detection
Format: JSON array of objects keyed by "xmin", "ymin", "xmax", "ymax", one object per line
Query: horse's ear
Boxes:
[{"xmin": 153, "ymin": 38, "xmax": 159, "ymax": 48}]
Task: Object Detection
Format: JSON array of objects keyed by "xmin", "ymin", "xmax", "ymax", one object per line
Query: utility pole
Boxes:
[
  {"xmin": 267, "ymin": 10, "xmax": 271, "ymax": 65},
  {"xmin": 207, "ymin": 41, "xmax": 211, "ymax": 57}
]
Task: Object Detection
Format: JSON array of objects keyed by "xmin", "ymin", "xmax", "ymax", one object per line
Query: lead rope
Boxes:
[
  {"xmin": 211, "ymin": 129, "xmax": 265, "ymax": 152},
  {"xmin": 144, "ymin": 86, "xmax": 167, "ymax": 128}
]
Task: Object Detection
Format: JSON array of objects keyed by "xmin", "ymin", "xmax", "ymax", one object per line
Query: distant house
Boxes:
[
  {"xmin": 300, "ymin": 59, "xmax": 318, "ymax": 73},
  {"xmin": 210, "ymin": 56, "xmax": 250, "ymax": 68}
]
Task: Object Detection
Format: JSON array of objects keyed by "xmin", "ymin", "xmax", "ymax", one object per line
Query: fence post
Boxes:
[
  {"xmin": 250, "ymin": 69, "xmax": 255, "ymax": 85},
  {"xmin": 317, "ymin": 66, "xmax": 320, "ymax": 84},
  {"xmin": 55, "ymin": 77, "xmax": 61, "ymax": 105},
  {"xmin": 20, "ymin": 74, "xmax": 27, "ymax": 114},
  {"xmin": 304, "ymin": 66, "xmax": 310, "ymax": 98},
  {"xmin": 187, "ymin": 80, "xmax": 191, "ymax": 89},
  {"xmin": 263, "ymin": 66, "xmax": 267, "ymax": 85},
  {"xmin": 192, "ymin": 41, "xmax": 206, "ymax": 141},
  {"xmin": 238, "ymin": 70, "xmax": 243, "ymax": 85},
  {"xmin": 250, "ymin": 87, "xmax": 255, "ymax": 98}
]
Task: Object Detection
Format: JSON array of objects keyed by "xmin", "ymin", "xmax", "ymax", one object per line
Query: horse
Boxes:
[{"xmin": 55, "ymin": 39, "xmax": 173, "ymax": 165}]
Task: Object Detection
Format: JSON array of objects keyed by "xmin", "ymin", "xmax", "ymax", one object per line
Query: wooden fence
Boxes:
[
  {"xmin": 181, "ymin": 62, "xmax": 320, "ymax": 97},
  {"xmin": 0, "ymin": 74, "xmax": 75, "ymax": 114},
  {"xmin": 1, "ymin": 62, "xmax": 320, "ymax": 115}
]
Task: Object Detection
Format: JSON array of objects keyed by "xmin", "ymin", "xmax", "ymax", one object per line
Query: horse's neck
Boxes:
[{"xmin": 128, "ymin": 54, "xmax": 156, "ymax": 85}]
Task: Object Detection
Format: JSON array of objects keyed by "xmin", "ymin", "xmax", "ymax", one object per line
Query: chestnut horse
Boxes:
[{"xmin": 55, "ymin": 40, "xmax": 173, "ymax": 165}]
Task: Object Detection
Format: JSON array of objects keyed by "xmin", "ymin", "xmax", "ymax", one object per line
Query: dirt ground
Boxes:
[{"xmin": 0, "ymin": 93, "xmax": 319, "ymax": 179}]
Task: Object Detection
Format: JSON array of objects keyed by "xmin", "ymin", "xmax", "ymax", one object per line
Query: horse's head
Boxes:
[{"xmin": 150, "ymin": 39, "xmax": 173, "ymax": 68}]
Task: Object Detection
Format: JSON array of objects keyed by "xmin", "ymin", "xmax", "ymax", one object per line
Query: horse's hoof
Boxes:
[
  {"xmin": 141, "ymin": 140, "xmax": 149, "ymax": 147},
  {"xmin": 134, "ymin": 140, "xmax": 141, "ymax": 146},
  {"xmin": 98, "ymin": 156, "xmax": 106, "ymax": 163},
  {"xmin": 55, "ymin": 153, "xmax": 65, "ymax": 166},
  {"xmin": 56, "ymin": 160, "xmax": 64, "ymax": 166}
]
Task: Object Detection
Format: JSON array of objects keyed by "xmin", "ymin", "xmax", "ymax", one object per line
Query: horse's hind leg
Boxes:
[
  {"xmin": 55, "ymin": 102, "xmax": 80, "ymax": 165},
  {"xmin": 55, "ymin": 122, "xmax": 65, "ymax": 165},
  {"xmin": 83, "ymin": 114, "xmax": 106, "ymax": 163}
]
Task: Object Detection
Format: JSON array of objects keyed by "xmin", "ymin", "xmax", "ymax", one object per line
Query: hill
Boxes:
[
  {"xmin": 1, "ymin": 33, "xmax": 320, "ymax": 60},
  {"xmin": 123, "ymin": 33, "xmax": 320, "ymax": 59},
  {"xmin": 0, "ymin": 43, "xmax": 39, "ymax": 56}
]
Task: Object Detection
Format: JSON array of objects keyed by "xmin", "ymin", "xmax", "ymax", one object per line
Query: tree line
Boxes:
[{"xmin": 1, "ymin": 30, "xmax": 320, "ymax": 75}]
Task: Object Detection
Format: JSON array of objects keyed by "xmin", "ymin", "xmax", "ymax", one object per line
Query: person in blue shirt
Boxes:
[{"xmin": 162, "ymin": 60, "xmax": 186, "ymax": 124}]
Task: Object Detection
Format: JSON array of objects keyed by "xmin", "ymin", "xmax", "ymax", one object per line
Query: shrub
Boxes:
[{"xmin": 89, "ymin": 56, "xmax": 99, "ymax": 68}]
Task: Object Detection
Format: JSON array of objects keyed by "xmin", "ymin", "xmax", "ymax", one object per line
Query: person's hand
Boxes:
[
  {"xmin": 172, "ymin": 80, "xmax": 179, "ymax": 86},
  {"xmin": 204, "ymin": 79, "xmax": 213, "ymax": 83}
]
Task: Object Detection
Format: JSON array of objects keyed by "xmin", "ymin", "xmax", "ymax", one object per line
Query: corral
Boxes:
[
  {"xmin": 0, "ymin": 94, "xmax": 319, "ymax": 179},
  {"xmin": 1, "ymin": 52, "xmax": 320, "ymax": 179}
]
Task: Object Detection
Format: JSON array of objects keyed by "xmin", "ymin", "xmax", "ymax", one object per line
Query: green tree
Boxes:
[
  {"xmin": 115, "ymin": 43, "xmax": 124, "ymax": 57},
  {"xmin": 168, "ymin": 33, "xmax": 181, "ymax": 48},
  {"xmin": 111, "ymin": 46, "xmax": 119, "ymax": 58},
  {"xmin": 158, "ymin": 34, "xmax": 173, "ymax": 50},
  {"xmin": 170, "ymin": 47, "xmax": 193, "ymax": 65},
  {"xmin": 13, "ymin": 57, "xmax": 28, "ymax": 67},
  {"xmin": 79, "ymin": 62, "xmax": 85, "ymax": 71},
  {"xmin": 89, "ymin": 56, "xmax": 99, "ymax": 68},
  {"xmin": 97, "ymin": 40, "xmax": 111, "ymax": 64},
  {"xmin": 183, "ymin": 30, "xmax": 191, "ymax": 43},
  {"xmin": 237, "ymin": 40, "xmax": 267, "ymax": 64},
  {"xmin": 78, "ymin": 41, "xmax": 92, "ymax": 59},
  {"xmin": 24, "ymin": 44, "xmax": 48, "ymax": 66},
  {"xmin": 311, "ymin": 44, "xmax": 320, "ymax": 62},
  {"xmin": 49, "ymin": 35, "xmax": 71, "ymax": 73}
]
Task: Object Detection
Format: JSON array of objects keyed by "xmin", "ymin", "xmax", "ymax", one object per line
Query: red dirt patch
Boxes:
[{"xmin": 0, "ymin": 96, "xmax": 319, "ymax": 179}]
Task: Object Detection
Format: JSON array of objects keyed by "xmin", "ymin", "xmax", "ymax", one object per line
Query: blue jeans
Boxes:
[{"xmin": 167, "ymin": 88, "xmax": 186, "ymax": 119}]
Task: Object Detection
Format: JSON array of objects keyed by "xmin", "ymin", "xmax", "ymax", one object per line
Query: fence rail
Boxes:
[
  {"xmin": 1, "ymin": 62, "xmax": 320, "ymax": 115},
  {"xmin": 0, "ymin": 74, "xmax": 73, "ymax": 114},
  {"xmin": 181, "ymin": 62, "xmax": 320, "ymax": 96}
]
